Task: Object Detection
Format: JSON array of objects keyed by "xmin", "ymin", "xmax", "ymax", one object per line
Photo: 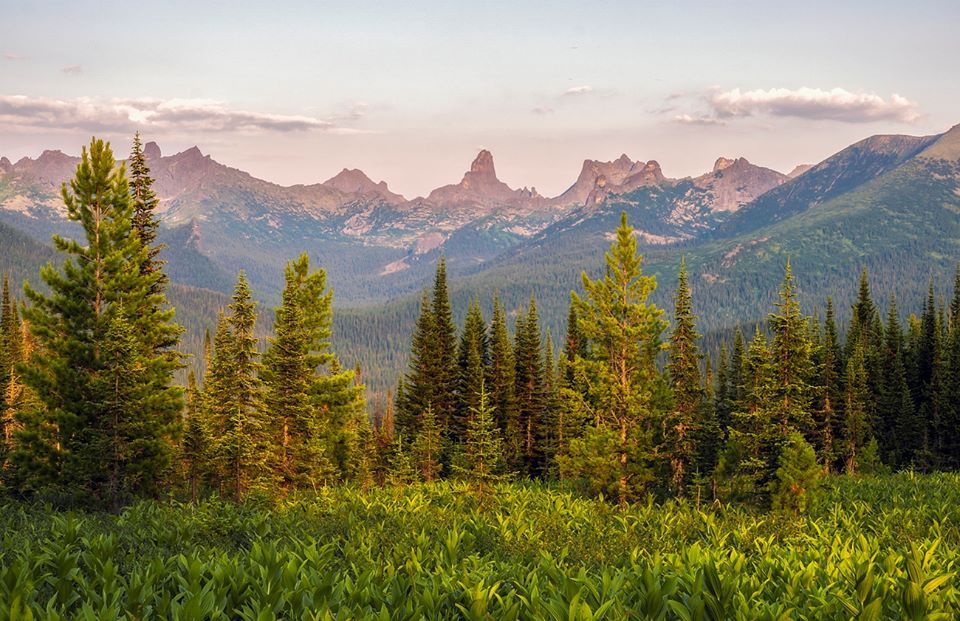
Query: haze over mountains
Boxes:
[
  {"xmin": 0, "ymin": 138, "xmax": 796, "ymax": 300},
  {"xmin": 2, "ymin": 123, "xmax": 959, "ymax": 391}
]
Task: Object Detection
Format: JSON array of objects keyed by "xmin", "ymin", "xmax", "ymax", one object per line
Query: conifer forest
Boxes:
[{"xmin": 0, "ymin": 134, "xmax": 958, "ymax": 618}]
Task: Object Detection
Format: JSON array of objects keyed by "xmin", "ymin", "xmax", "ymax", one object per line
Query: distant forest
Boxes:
[{"xmin": 1, "ymin": 136, "xmax": 958, "ymax": 512}]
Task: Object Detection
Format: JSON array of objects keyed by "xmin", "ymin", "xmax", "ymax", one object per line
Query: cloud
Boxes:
[
  {"xmin": 4, "ymin": 53, "xmax": 25, "ymax": 61},
  {"xmin": 0, "ymin": 95, "xmax": 354, "ymax": 133},
  {"xmin": 563, "ymin": 85, "xmax": 593, "ymax": 96},
  {"xmin": 531, "ymin": 105, "xmax": 554, "ymax": 115},
  {"xmin": 708, "ymin": 87, "xmax": 920, "ymax": 123},
  {"xmin": 673, "ymin": 113, "xmax": 724, "ymax": 126},
  {"xmin": 61, "ymin": 64, "xmax": 83, "ymax": 75}
]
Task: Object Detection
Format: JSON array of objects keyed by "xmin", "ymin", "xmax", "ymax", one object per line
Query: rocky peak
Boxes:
[
  {"xmin": 144, "ymin": 141, "xmax": 162, "ymax": 160},
  {"xmin": 787, "ymin": 164, "xmax": 813, "ymax": 179},
  {"xmin": 0, "ymin": 156, "xmax": 11, "ymax": 174},
  {"xmin": 425, "ymin": 149, "xmax": 528, "ymax": 207},
  {"xmin": 713, "ymin": 157, "xmax": 736, "ymax": 173},
  {"xmin": 324, "ymin": 168, "xmax": 405, "ymax": 203},
  {"xmin": 693, "ymin": 157, "xmax": 788, "ymax": 212}
]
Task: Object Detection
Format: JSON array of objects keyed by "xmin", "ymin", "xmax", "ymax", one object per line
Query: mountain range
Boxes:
[
  {"xmin": 2, "ymin": 123, "xmax": 959, "ymax": 393},
  {"xmin": 0, "ymin": 138, "xmax": 794, "ymax": 302}
]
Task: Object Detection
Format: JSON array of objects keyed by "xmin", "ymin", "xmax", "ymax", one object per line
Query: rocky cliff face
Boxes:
[{"xmin": 691, "ymin": 157, "xmax": 788, "ymax": 212}]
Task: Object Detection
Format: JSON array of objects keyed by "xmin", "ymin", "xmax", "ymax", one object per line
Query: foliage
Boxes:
[{"xmin": 1, "ymin": 474, "xmax": 959, "ymax": 619}]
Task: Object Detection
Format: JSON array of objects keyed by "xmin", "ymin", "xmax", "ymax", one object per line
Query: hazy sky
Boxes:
[{"xmin": 1, "ymin": 0, "xmax": 957, "ymax": 197}]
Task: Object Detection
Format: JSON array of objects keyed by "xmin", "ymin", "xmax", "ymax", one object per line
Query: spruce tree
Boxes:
[
  {"xmin": 729, "ymin": 326, "xmax": 746, "ymax": 410},
  {"xmin": 413, "ymin": 405, "xmax": 443, "ymax": 482},
  {"xmin": 665, "ymin": 258, "xmax": 703, "ymax": 496},
  {"xmin": 539, "ymin": 330, "xmax": 560, "ymax": 478},
  {"xmin": 487, "ymin": 295, "xmax": 516, "ymax": 434},
  {"xmin": 514, "ymin": 296, "xmax": 545, "ymax": 476},
  {"xmin": 770, "ymin": 432, "xmax": 822, "ymax": 514},
  {"xmin": 430, "ymin": 258, "xmax": 458, "ymax": 431},
  {"xmin": 397, "ymin": 291, "xmax": 435, "ymax": 437},
  {"xmin": 219, "ymin": 272, "xmax": 265, "ymax": 501},
  {"xmin": 843, "ymin": 344, "xmax": 872, "ymax": 474},
  {"xmin": 717, "ymin": 326, "xmax": 776, "ymax": 504},
  {"xmin": 768, "ymin": 260, "xmax": 815, "ymax": 439},
  {"xmin": 714, "ymin": 342, "xmax": 731, "ymax": 437},
  {"xmin": 262, "ymin": 257, "xmax": 315, "ymax": 489},
  {"xmin": 878, "ymin": 298, "xmax": 917, "ymax": 467},
  {"xmin": 815, "ymin": 298, "xmax": 844, "ymax": 471},
  {"xmin": 181, "ymin": 370, "xmax": 208, "ymax": 502},
  {"xmin": 128, "ymin": 133, "xmax": 166, "ymax": 294},
  {"xmin": 457, "ymin": 381, "xmax": 506, "ymax": 502},
  {"xmin": 567, "ymin": 212, "xmax": 668, "ymax": 507},
  {"xmin": 454, "ymin": 300, "xmax": 487, "ymax": 445},
  {"xmin": 945, "ymin": 266, "xmax": 960, "ymax": 468},
  {"xmin": 16, "ymin": 138, "xmax": 182, "ymax": 505}
]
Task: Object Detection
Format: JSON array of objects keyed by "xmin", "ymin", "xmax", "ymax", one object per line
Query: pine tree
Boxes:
[
  {"xmin": 413, "ymin": 405, "xmax": 443, "ymax": 482},
  {"xmin": 844, "ymin": 344, "xmax": 872, "ymax": 474},
  {"xmin": 945, "ymin": 266, "xmax": 960, "ymax": 468},
  {"xmin": 262, "ymin": 257, "xmax": 315, "ymax": 490},
  {"xmin": 714, "ymin": 342, "xmax": 731, "ymax": 437},
  {"xmin": 514, "ymin": 296, "xmax": 545, "ymax": 477},
  {"xmin": 15, "ymin": 138, "xmax": 182, "ymax": 505},
  {"xmin": 878, "ymin": 298, "xmax": 917, "ymax": 467},
  {"xmin": 397, "ymin": 291, "xmax": 435, "ymax": 437},
  {"xmin": 815, "ymin": 298, "xmax": 844, "ymax": 471},
  {"xmin": 430, "ymin": 258, "xmax": 458, "ymax": 432},
  {"xmin": 539, "ymin": 331, "xmax": 560, "ymax": 478},
  {"xmin": 0, "ymin": 274, "xmax": 21, "ymax": 468},
  {"xmin": 454, "ymin": 300, "xmax": 487, "ymax": 445},
  {"xmin": 386, "ymin": 434, "xmax": 418, "ymax": 486},
  {"xmin": 665, "ymin": 258, "xmax": 703, "ymax": 496},
  {"xmin": 916, "ymin": 282, "xmax": 945, "ymax": 468},
  {"xmin": 456, "ymin": 381, "xmax": 506, "ymax": 502},
  {"xmin": 729, "ymin": 326, "xmax": 746, "ymax": 410},
  {"xmin": 717, "ymin": 326, "xmax": 777, "ymax": 504},
  {"xmin": 128, "ymin": 133, "xmax": 166, "ymax": 295},
  {"xmin": 219, "ymin": 272, "xmax": 265, "ymax": 501},
  {"xmin": 487, "ymin": 295, "xmax": 516, "ymax": 434},
  {"xmin": 768, "ymin": 260, "xmax": 815, "ymax": 439},
  {"xmin": 567, "ymin": 212, "xmax": 668, "ymax": 507},
  {"xmin": 555, "ymin": 301, "xmax": 594, "ymax": 476},
  {"xmin": 181, "ymin": 370, "xmax": 208, "ymax": 502},
  {"xmin": 770, "ymin": 431, "xmax": 822, "ymax": 514}
]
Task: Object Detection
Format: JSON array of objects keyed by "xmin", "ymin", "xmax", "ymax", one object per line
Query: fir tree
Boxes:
[
  {"xmin": 770, "ymin": 432, "xmax": 822, "ymax": 514},
  {"xmin": 768, "ymin": 260, "xmax": 815, "ymax": 439},
  {"xmin": 665, "ymin": 258, "xmax": 703, "ymax": 497},
  {"xmin": 945, "ymin": 266, "xmax": 960, "ymax": 468},
  {"xmin": 454, "ymin": 300, "xmax": 487, "ymax": 445},
  {"xmin": 878, "ymin": 298, "xmax": 917, "ymax": 467},
  {"xmin": 714, "ymin": 342, "xmax": 731, "ymax": 437},
  {"xmin": 568, "ymin": 212, "xmax": 668, "ymax": 507},
  {"xmin": 487, "ymin": 295, "xmax": 516, "ymax": 434},
  {"xmin": 128, "ymin": 133, "xmax": 166, "ymax": 294},
  {"xmin": 456, "ymin": 381, "xmax": 506, "ymax": 502},
  {"xmin": 843, "ymin": 344, "xmax": 872, "ymax": 474},
  {"xmin": 181, "ymin": 370, "xmax": 208, "ymax": 502},
  {"xmin": 539, "ymin": 330, "xmax": 560, "ymax": 478},
  {"xmin": 397, "ymin": 291, "xmax": 435, "ymax": 437},
  {"xmin": 729, "ymin": 326, "xmax": 746, "ymax": 410},
  {"xmin": 219, "ymin": 272, "xmax": 265, "ymax": 501},
  {"xmin": 15, "ymin": 138, "xmax": 182, "ymax": 506},
  {"xmin": 430, "ymin": 258, "xmax": 458, "ymax": 431},
  {"xmin": 514, "ymin": 296, "xmax": 545, "ymax": 476},
  {"xmin": 815, "ymin": 298, "xmax": 844, "ymax": 471},
  {"xmin": 414, "ymin": 405, "xmax": 443, "ymax": 482},
  {"xmin": 717, "ymin": 326, "xmax": 776, "ymax": 504}
]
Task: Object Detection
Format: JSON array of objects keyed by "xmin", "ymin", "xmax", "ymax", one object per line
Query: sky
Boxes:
[{"xmin": 1, "ymin": 0, "xmax": 958, "ymax": 198}]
